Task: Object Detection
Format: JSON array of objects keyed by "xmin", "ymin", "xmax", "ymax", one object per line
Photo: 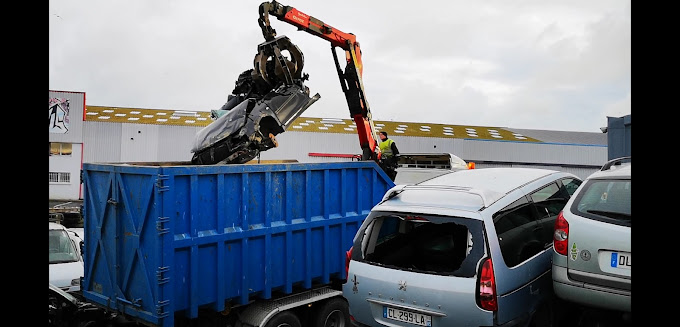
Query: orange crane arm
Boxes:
[{"xmin": 258, "ymin": 1, "xmax": 381, "ymax": 161}]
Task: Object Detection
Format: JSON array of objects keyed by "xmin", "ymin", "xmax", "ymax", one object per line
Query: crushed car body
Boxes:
[
  {"xmin": 191, "ymin": 36, "xmax": 320, "ymax": 165},
  {"xmin": 191, "ymin": 82, "xmax": 319, "ymax": 165}
]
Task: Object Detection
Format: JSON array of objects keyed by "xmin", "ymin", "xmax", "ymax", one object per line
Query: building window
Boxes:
[
  {"xmin": 49, "ymin": 142, "xmax": 73, "ymax": 156},
  {"xmin": 49, "ymin": 172, "xmax": 71, "ymax": 184}
]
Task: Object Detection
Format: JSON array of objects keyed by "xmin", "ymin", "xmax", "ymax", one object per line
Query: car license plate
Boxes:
[
  {"xmin": 384, "ymin": 306, "xmax": 432, "ymax": 326},
  {"xmin": 610, "ymin": 251, "xmax": 631, "ymax": 270}
]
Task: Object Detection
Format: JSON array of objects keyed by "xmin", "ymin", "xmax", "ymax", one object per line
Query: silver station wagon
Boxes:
[
  {"xmin": 343, "ymin": 167, "xmax": 581, "ymax": 327},
  {"xmin": 552, "ymin": 157, "xmax": 631, "ymax": 314}
]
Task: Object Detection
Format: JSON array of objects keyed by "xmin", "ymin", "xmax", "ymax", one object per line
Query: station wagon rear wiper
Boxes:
[{"xmin": 586, "ymin": 210, "xmax": 631, "ymax": 220}]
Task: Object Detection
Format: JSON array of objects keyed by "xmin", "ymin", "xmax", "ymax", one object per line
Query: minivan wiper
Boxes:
[{"xmin": 586, "ymin": 210, "xmax": 631, "ymax": 220}]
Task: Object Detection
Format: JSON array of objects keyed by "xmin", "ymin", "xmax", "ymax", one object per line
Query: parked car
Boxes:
[
  {"xmin": 343, "ymin": 167, "xmax": 582, "ymax": 326},
  {"xmin": 49, "ymin": 222, "xmax": 84, "ymax": 292},
  {"xmin": 392, "ymin": 153, "xmax": 471, "ymax": 185},
  {"xmin": 552, "ymin": 157, "xmax": 631, "ymax": 313}
]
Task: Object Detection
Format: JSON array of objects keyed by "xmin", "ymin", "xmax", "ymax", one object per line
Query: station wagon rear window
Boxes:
[
  {"xmin": 354, "ymin": 212, "xmax": 486, "ymax": 277},
  {"xmin": 571, "ymin": 179, "xmax": 631, "ymax": 225}
]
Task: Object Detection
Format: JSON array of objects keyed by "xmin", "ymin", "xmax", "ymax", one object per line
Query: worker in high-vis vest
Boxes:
[{"xmin": 378, "ymin": 131, "xmax": 399, "ymax": 181}]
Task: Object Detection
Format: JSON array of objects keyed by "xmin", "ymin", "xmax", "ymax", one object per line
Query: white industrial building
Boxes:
[{"xmin": 49, "ymin": 90, "xmax": 608, "ymax": 201}]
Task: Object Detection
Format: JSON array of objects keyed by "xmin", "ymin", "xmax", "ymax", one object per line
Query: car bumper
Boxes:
[{"xmin": 552, "ymin": 265, "xmax": 630, "ymax": 312}]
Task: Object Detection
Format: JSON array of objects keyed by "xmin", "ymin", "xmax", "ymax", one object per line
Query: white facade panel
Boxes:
[
  {"xmin": 259, "ymin": 132, "xmax": 365, "ymax": 163},
  {"xmin": 49, "ymin": 91, "xmax": 85, "ymax": 144},
  {"xmin": 466, "ymin": 162, "xmax": 597, "ymax": 180},
  {"xmin": 49, "ymin": 144, "xmax": 83, "ymax": 200},
  {"xmin": 82, "ymin": 122, "xmax": 122, "ymax": 163},
  {"xmin": 157, "ymin": 125, "xmax": 203, "ymax": 162},
  {"xmin": 456, "ymin": 139, "xmax": 606, "ymax": 166},
  {"xmin": 80, "ymin": 122, "xmax": 607, "ymax": 170},
  {"xmin": 56, "ymin": 101, "xmax": 611, "ymax": 204},
  {"xmin": 387, "ymin": 136, "xmax": 461, "ymax": 157},
  {"xmin": 121, "ymin": 124, "xmax": 160, "ymax": 162}
]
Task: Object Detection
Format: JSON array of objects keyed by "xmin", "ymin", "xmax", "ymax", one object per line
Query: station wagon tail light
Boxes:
[
  {"xmin": 344, "ymin": 246, "xmax": 353, "ymax": 281},
  {"xmin": 405, "ymin": 215, "xmax": 428, "ymax": 221},
  {"xmin": 478, "ymin": 258, "xmax": 497, "ymax": 311},
  {"xmin": 553, "ymin": 211, "xmax": 569, "ymax": 255}
]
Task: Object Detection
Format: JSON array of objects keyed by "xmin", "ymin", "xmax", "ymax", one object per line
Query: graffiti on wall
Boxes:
[{"xmin": 49, "ymin": 98, "xmax": 70, "ymax": 133}]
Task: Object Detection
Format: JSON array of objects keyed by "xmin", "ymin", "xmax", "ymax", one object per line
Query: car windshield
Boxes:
[
  {"xmin": 49, "ymin": 229, "xmax": 79, "ymax": 264},
  {"xmin": 574, "ymin": 179, "xmax": 631, "ymax": 221}
]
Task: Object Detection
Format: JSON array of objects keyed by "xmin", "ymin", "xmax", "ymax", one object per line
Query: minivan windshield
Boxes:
[{"xmin": 49, "ymin": 230, "xmax": 79, "ymax": 264}]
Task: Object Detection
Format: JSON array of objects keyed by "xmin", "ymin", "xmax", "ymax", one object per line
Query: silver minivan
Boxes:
[{"xmin": 343, "ymin": 168, "xmax": 581, "ymax": 326}]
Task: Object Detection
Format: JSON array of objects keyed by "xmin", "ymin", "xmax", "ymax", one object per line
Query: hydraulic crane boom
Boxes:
[{"xmin": 258, "ymin": 0, "xmax": 382, "ymax": 161}]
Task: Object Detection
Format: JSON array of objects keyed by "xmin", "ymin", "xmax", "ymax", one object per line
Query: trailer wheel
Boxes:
[
  {"xmin": 264, "ymin": 311, "xmax": 302, "ymax": 327},
  {"xmin": 311, "ymin": 297, "xmax": 350, "ymax": 327}
]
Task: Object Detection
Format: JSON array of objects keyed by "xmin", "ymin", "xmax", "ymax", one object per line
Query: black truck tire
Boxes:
[
  {"xmin": 264, "ymin": 311, "xmax": 302, "ymax": 327},
  {"xmin": 311, "ymin": 297, "xmax": 350, "ymax": 327}
]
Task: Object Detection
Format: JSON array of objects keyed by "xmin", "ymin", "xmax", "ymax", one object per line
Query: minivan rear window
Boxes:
[{"xmin": 354, "ymin": 211, "xmax": 486, "ymax": 277}]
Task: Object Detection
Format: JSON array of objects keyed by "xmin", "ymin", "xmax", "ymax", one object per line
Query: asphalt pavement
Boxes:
[{"xmin": 553, "ymin": 299, "xmax": 631, "ymax": 327}]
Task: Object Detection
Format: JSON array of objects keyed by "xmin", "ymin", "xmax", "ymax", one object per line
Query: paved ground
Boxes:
[{"xmin": 554, "ymin": 299, "xmax": 631, "ymax": 327}]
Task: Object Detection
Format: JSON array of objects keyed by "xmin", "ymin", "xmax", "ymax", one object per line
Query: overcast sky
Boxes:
[{"xmin": 49, "ymin": 0, "xmax": 630, "ymax": 133}]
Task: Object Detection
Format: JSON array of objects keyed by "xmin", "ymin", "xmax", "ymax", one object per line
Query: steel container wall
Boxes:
[{"xmin": 81, "ymin": 161, "xmax": 395, "ymax": 327}]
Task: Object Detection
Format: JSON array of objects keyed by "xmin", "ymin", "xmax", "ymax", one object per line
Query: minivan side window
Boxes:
[
  {"xmin": 561, "ymin": 178, "xmax": 582, "ymax": 197},
  {"xmin": 530, "ymin": 182, "xmax": 570, "ymax": 248},
  {"xmin": 493, "ymin": 196, "xmax": 541, "ymax": 267}
]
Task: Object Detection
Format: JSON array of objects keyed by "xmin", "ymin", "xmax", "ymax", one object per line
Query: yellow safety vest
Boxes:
[{"xmin": 379, "ymin": 139, "xmax": 394, "ymax": 157}]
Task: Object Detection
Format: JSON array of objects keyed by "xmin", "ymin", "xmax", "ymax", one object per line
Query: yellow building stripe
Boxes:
[{"xmin": 85, "ymin": 105, "xmax": 540, "ymax": 142}]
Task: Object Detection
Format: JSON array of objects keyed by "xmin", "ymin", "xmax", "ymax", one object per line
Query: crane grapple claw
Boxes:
[{"xmin": 252, "ymin": 36, "xmax": 305, "ymax": 89}]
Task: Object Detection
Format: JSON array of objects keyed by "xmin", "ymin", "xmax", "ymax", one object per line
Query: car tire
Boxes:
[
  {"xmin": 311, "ymin": 297, "xmax": 350, "ymax": 327},
  {"xmin": 264, "ymin": 311, "xmax": 302, "ymax": 327}
]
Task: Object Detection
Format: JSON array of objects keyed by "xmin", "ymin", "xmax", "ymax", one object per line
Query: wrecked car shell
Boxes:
[
  {"xmin": 191, "ymin": 35, "xmax": 318, "ymax": 165},
  {"xmin": 191, "ymin": 83, "xmax": 319, "ymax": 165}
]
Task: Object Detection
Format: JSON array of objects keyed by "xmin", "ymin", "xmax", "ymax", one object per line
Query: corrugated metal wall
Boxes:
[
  {"xmin": 120, "ymin": 124, "xmax": 159, "ymax": 162},
  {"xmin": 473, "ymin": 162, "xmax": 598, "ymax": 180},
  {"xmin": 259, "ymin": 132, "xmax": 362, "ymax": 163},
  {"xmin": 158, "ymin": 125, "xmax": 202, "ymax": 162},
  {"xmin": 454, "ymin": 138, "xmax": 605, "ymax": 166},
  {"xmin": 83, "ymin": 122, "xmax": 122, "ymax": 163},
  {"xmin": 80, "ymin": 122, "xmax": 607, "ymax": 178},
  {"xmin": 365, "ymin": 135, "xmax": 606, "ymax": 167}
]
